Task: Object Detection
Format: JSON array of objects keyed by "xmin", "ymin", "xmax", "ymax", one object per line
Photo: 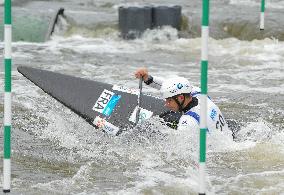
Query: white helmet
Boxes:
[{"xmin": 160, "ymin": 77, "xmax": 192, "ymax": 99}]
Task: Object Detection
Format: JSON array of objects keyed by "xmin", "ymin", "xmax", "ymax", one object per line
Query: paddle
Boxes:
[{"xmin": 135, "ymin": 77, "xmax": 143, "ymax": 125}]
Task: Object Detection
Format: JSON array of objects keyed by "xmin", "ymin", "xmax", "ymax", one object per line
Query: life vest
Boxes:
[{"xmin": 180, "ymin": 91, "xmax": 229, "ymax": 134}]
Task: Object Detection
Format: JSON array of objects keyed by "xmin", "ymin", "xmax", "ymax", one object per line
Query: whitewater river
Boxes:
[{"xmin": 0, "ymin": 0, "xmax": 283, "ymax": 194}]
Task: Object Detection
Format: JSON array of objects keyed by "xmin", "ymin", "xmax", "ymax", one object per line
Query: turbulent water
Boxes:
[{"xmin": 0, "ymin": 0, "xmax": 284, "ymax": 194}]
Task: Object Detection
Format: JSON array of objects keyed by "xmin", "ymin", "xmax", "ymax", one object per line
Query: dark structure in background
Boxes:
[
  {"xmin": 119, "ymin": 6, "xmax": 182, "ymax": 39},
  {"xmin": 119, "ymin": 6, "xmax": 152, "ymax": 39},
  {"xmin": 152, "ymin": 6, "xmax": 181, "ymax": 30}
]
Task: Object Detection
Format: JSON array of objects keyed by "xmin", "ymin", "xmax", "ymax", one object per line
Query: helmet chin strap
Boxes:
[{"xmin": 173, "ymin": 95, "xmax": 185, "ymax": 113}]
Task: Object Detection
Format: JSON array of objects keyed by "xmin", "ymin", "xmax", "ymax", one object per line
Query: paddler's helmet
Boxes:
[{"xmin": 160, "ymin": 77, "xmax": 192, "ymax": 99}]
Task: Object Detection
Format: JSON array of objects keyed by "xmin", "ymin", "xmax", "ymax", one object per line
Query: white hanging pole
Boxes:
[
  {"xmin": 199, "ymin": 0, "xmax": 209, "ymax": 194},
  {"xmin": 3, "ymin": 0, "xmax": 12, "ymax": 193},
  {"xmin": 260, "ymin": 0, "xmax": 265, "ymax": 30}
]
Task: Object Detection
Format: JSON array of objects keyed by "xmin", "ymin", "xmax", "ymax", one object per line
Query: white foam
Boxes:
[{"xmin": 39, "ymin": 110, "xmax": 81, "ymax": 149}]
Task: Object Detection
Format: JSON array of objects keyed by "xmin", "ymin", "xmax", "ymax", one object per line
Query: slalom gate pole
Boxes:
[
  {"xmin": 260, "ymin": 0, "xmax": 265, "ymax": 30},
  {"xmin": 3, "ymin": 0, "xmax": 12, "ymax": 193},
  {"xmin": 199, "ymin": 0, "xmax": 209, "ymax": 194}
]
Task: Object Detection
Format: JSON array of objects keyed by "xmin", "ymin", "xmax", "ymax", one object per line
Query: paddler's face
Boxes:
[{"xmin": 164, "ymin": 97, "xmax": 179, "ymax": 112}]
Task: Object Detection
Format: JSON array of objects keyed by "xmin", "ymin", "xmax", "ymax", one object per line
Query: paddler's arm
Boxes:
[{"xmin": 134, "ymin": 67, "xmax": 164, "ymax": 90}]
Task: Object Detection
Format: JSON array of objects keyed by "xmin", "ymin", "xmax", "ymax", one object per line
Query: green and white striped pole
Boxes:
[
  {"xmin": 200, "ymin": 0, "xmax": 209, "ymax": 194},
  {"xmin": 3, "ymin": 0, "xmax": 12, "ymax": 193},
  {"xmin": 260, "ymin": 0, "xmax": 265, "ymax": 30}
]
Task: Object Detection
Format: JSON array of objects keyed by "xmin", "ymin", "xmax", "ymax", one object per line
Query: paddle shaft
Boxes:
[{"xmin": 135, "ymin": 78, "xmax": 143, "ymax": 124}]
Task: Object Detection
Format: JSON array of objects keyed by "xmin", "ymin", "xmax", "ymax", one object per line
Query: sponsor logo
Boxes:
[
  {"xmin": 129, "ymin": 107, "xmax": 153, "ymax": 123},
  {"xmin": 210, "ymin": 108, "xmax": 217, "ymax": 120},
  {"xmin": 177, "ymin": 83, "xmax": 183, "ymax": 89},
  {"xmin": 93, "ymin": 89, "xmax": 121, "ymax": 116},
  {"xmin": 181, "ymin": 120, "xmax": 187, "ymax": 125},
  {"xmin": 169, "ymin": 83, "xmax": 190, "ymax": 94}
]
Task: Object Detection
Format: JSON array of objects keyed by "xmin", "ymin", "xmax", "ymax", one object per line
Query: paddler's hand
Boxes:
[{"xmin": 135, "ymin": 67, "xmax": 149, "ymax": 82}]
